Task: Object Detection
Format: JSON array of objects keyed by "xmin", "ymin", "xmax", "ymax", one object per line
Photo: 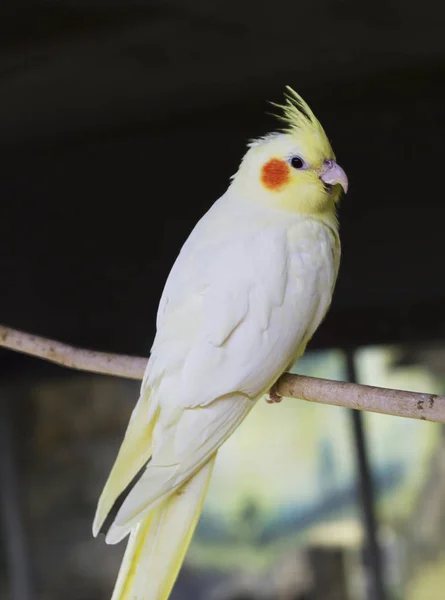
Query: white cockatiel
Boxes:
[{"xmin": 93, "ymin": 87, "xmax": 348, "ymax": 599}]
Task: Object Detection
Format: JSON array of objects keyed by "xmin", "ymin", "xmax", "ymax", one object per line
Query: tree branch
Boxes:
[
  {"xmin": 1, "ymin": 324, "xmax": 444, "ymax": 424},
  {"xmin": 276, "ymin": 373, "xmax": 444, "ymax": 423},
  {"xmin": 0, "ymin": 325, "xmax": 146, "ymax": 380}
]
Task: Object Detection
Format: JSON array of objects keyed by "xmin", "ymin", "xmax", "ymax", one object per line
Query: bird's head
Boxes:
[{"xmin": 231, "ymin": 87, "xmax": 348, "ymax": 221}]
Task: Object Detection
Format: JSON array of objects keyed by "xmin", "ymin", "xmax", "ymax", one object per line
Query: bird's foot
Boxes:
[{"xmin": 265, "ymin": 383, "xmax": 282, "ymax": 404}]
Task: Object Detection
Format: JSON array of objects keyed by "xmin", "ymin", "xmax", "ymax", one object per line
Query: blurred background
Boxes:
[{"xmin": 1, "ymin": 1, "xmax": 445, "ymax": 598}]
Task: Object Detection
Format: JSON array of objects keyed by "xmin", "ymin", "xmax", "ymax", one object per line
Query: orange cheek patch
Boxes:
[{"xmin": 261, "ymin": 158, "xmax": 290, "ymax": 191}]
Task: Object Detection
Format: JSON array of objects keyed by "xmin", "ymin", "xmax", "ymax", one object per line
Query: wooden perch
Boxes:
[
  {"xmin": 0, "ymin": 324, "xmax": 444, "ymax": 424},
  {"xmin": 0, "ymin": 325, "xmax": 146, "ymax": 380}
]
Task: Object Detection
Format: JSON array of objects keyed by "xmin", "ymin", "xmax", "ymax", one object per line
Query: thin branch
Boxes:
[
  {"xmin": 276, "ymin": 373, "xmax": 444, "ymax": 423},
  {"xmin": 0, "ymin": 325, "xmax": 146, "ymax": 380},
  {"xmin": 1, "ymin": 324, "xmax": 444, "ymax": 424}
]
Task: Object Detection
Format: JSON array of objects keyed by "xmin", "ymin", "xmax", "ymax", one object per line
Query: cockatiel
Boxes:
[{"xmin": 93, "ymin": 87, "xmax": 348, "ymax": 599}]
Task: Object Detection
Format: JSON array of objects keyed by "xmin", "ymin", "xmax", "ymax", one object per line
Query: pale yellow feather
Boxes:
[
  {"xmin": 93, "ymin": 389, "xmax": 157, "ymax": 537},
  {"xmin": 110, "ymin": 456, "xmax": 216, "ymax": 600}
]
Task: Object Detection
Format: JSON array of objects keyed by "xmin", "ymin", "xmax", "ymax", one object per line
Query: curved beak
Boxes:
[{"xmin": 320, "ymin": 160, "xmax": 348, "ymax": 194}]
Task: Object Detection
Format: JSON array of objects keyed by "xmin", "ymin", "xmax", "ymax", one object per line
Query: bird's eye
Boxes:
[{"xmin": 290, "ymin": 156, "xmax": 305, "ymax": 169}]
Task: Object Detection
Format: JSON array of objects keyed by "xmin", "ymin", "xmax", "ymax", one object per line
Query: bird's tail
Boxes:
[{"xmin": 109, "ymin": 455, "xmax": 216, "ymax": 600}]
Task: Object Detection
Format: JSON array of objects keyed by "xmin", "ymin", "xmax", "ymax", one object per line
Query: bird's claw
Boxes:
[{"xmin": 265, "ymin": 384, "xmax": 282, "ymax": 404}]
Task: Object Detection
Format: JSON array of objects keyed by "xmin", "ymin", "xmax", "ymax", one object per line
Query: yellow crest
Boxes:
[{"xmin": 270, "ymin": 86, "xmax": 334, "ymax": 158}]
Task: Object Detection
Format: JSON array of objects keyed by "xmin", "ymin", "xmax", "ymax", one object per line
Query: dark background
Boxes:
[{"xmin": 1, "ymin": 0, "xmax": 445, "ymax": 374}]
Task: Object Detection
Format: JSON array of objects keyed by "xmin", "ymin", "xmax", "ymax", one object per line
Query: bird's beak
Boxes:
[{"xmin": 320, "ymin": 160, "xmax": 348, "ymax": 194}]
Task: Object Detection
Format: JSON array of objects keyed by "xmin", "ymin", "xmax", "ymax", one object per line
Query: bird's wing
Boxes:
[
  {"xmin": 151, "ymin": 205, "xmax": 334, "ymax": 407},
  {"xmin": 153, "ymin": 214, "xmax": 284, "ymax": 393}
]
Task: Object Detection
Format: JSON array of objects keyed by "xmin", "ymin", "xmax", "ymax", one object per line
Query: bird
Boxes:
[{"xmin": 93, "ymin": 86, "xmax": 348, "ymax": 600}]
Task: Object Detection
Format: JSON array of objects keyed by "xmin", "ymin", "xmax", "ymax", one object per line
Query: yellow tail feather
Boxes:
[
  {"xmin": 110, "ymin": 455, "xmax": 216, "ymax": 600},
  {"xmin": 93, "ymin": 389, "xmax": 158, "ymax": 537}
]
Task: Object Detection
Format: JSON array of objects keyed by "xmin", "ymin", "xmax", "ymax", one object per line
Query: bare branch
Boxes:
[
  {"xmin": 0, "ymin": 325, "xmax": 146, "ymax": 380},
  {"xmin": 276, "ymin": 373, "xmax": 445, "ymax": 424},
  {"xmin": 1, "ymin": 324, "xmax": 444, "ymax": 424}
]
